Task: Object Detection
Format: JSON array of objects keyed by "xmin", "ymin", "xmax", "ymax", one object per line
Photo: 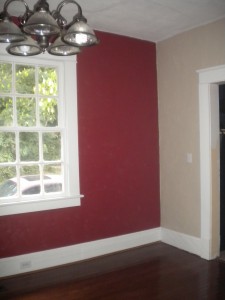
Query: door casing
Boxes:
[{"xmin": 198, "ymin": 64, "xmax": 225, "ymax": 259}]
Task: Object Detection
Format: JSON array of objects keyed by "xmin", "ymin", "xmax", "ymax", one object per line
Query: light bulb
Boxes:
[
  {"xmin": 75, "ymin": 33, "xmax": 88, "ymax": 45},
  {"xmin": 19, "ymin": 45, "xmax": 30, "ymax": 54}
]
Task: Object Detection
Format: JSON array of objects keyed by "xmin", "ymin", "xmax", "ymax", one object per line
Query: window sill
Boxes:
[{"xmin": 0, "ymin": 195, "xmax": 84, "ymax": 216}]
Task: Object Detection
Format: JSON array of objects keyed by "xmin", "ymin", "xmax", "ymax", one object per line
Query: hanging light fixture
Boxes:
[{"xmin": 0, "ymin": 0, "xmax": 99, "ymax": 56}]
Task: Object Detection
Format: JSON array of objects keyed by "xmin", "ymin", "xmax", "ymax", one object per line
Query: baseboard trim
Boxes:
[
  {"xmin": 161, "ymin": 228, "xmax": 202, "ymax": 257},
  {"xmin": 1, "ymin": 227, "xmax": 211, "ymax": 278},
  {"xmin": 0, "ymin": 228, "xmax": 161, "ymax": 278}
]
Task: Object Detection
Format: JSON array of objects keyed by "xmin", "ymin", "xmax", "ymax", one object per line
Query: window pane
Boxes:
[
  {"xmin": 0, "ymin": 132, "xmax": 16, "ymax": 162},
  {"xmin": 22, "ymin": 185, "xmax": 40, "ymax": 195},
  {"xmin": 0, "ymin": 167, "xmax": 17, "ymax": 197},
  {"xmin": 20, "ymin": 165, "xmax": 40, "ymax": 177},
  {"xmin": 20, "ymin": 168, "xmax": 41, "ymax": 196},
  {"xmin": 38, "ymin": 67, "xmax": 57, "ymax": 96},
  {"xmin": 0, "ymin": 97, "xmax": 13, "ymax": 126},
  {"xmin": 39, "ymin": 98, "xmax": 58, "ymax": 127},
  {"xmin": 16, "ymin": 65, "xmax": 35, "ymax": 94},
  {"xmin": 0, "ymin": 166, "xmax": 16, "ymax": 185},
  {"xmin": 43, "ymin": 164, "xmax": 62, "ymax": 193},
  {"xmin": 43, "ymin": 132, "xmax": 61, "ymax": 161},
  {"xmin": 44, "ymin": 164, "xmax": 62, "ymax": 175},
  {"xmin": 44, "ymin": 181, "xmax": 62, "ymax": 194},
  {"xmin": 20, "ymin": 132, "xmax": 39, "ymax": 161},
  {"xmin": 17, "ymin": 97, "xmax": 36, "ymax": 126},
  {"xmin": 0, "ymin": 62, "xmax": 12, "ymax": 93}
]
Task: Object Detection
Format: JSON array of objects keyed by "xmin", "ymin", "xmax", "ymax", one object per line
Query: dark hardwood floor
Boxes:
[{"xmin": 1, "ymin": 242, "xmax": 225, "ymax": 299}]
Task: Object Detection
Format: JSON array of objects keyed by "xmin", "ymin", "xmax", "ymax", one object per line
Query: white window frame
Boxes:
[{"xmin": 0, "ymin": 46, "xmax": 83, "ymax": 216}]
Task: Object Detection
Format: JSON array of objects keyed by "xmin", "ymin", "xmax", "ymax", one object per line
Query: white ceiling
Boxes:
[{"xmin": 1, "ymin": 0, "xmax": 225, "ymax": 42}]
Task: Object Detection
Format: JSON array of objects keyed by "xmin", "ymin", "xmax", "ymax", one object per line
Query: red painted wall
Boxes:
[{"xmin": 0, "ymin": 31, "xmax": 160, "ymax": 258}]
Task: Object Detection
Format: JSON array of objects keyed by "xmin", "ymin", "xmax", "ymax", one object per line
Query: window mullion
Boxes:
[
  {"xmin": 39, "ymin": 131, "xmax": 44, "ymax": 195},
  {"xmin": 12, "ymin": 62, "xmax": 16, "ymax": 127},
  {"xmin": 15, "ymin": 128, "xmax": 20, "ymax": 197},
  {"xmin": 36, "ymin": 65, "xmax": 40, "ymax": 128},
  {"xmin": 12, "ymin": 62, "xmax": 19, "ymax": 198}
]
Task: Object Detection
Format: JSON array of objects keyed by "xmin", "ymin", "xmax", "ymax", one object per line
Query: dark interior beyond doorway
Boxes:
[{"xmin": 219, "ymin": 84, "xmax": 225, "ymax": 252}]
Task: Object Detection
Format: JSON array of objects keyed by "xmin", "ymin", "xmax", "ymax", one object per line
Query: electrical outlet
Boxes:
[
  {"xmin": 20, "ymin": 260, "xmax": 32, "ymax": 270},
  {"xmin": 186, "ymin": 152, "xmax": 192, "ymax": 163}
]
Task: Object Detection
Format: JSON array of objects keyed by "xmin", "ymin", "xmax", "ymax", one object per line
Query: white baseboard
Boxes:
[
  {"xmin": 1, "ymin": 227, "xmax": 212, "ymax": 278},
  {"xmin": 161, "ymin": 228, "xmax": 202, "ymax": 257},
  {"xmin": 0, "ymin": 227, "xmax": 161, "ymax": 278}
]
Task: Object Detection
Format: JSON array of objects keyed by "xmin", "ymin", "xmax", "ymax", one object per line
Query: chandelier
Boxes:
[{"xmin": 0, "ymin": 0, "xmax": 99, "ymax": 56}]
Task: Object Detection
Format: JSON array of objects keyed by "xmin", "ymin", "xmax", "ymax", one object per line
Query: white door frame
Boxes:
[{"xmin": 198, "ymin": 64, "xmax": 225, "ymax": 260}]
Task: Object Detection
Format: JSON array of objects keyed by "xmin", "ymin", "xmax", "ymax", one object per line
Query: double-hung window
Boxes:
[{"xmin": 0, "ymin": 50, "xmax": 82, "ymax": 216}]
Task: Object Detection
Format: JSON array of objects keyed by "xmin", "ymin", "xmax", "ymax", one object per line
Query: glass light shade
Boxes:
[
  {"xmin": 47, "ymin": 37, "xmax": 81, "ymax": 56},
  {"xmin": 63, "ymin": 20, "xmax": 98, "ymax": 47},
  {"xmin": 7, "ymin": 36, "xmax": 42, "ymax": 56},
  {"xmin": 0, "ymin": 18, "xmax": 25, "ymax": 43},
  {"xmin": 23, "ymin": 11, "xmax": 60, "ymax": 36}
]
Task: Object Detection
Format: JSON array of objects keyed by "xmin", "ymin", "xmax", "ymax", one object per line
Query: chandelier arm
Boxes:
[
  {"xmin": 3, "ymin": 0, "xmax": 30, "ymax": 18},
  {"xmin": 56, "ymin": 0, "xmax": 83, "ymax": 17},
  {"xmin": 53, "ymin": 0, "xmax": 87, "ymax": 28}
]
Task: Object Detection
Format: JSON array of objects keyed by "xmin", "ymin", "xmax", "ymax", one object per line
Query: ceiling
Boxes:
[{"xmin": 1, "ymin": 0, "xmax": 225, "ymax": 42}]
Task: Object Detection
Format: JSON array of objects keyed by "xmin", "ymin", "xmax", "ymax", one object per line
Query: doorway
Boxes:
[
  {"xmin": 198, "ymin": 64, "xmax": 225, "ymax": 260},
  {"xmin": 219, "ymin": 84, "xmax": 225, "ymax": 253}
]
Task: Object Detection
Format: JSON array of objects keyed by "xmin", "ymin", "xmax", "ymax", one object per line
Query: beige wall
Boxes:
[{"xmin": 157, "ymin": 18, "xmax": 225, "ymax": 237}]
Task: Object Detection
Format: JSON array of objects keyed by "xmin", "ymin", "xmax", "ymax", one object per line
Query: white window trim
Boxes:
[{"xmin": 0, "ymin": 46, "xmax": 83, "ymax": 216}]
